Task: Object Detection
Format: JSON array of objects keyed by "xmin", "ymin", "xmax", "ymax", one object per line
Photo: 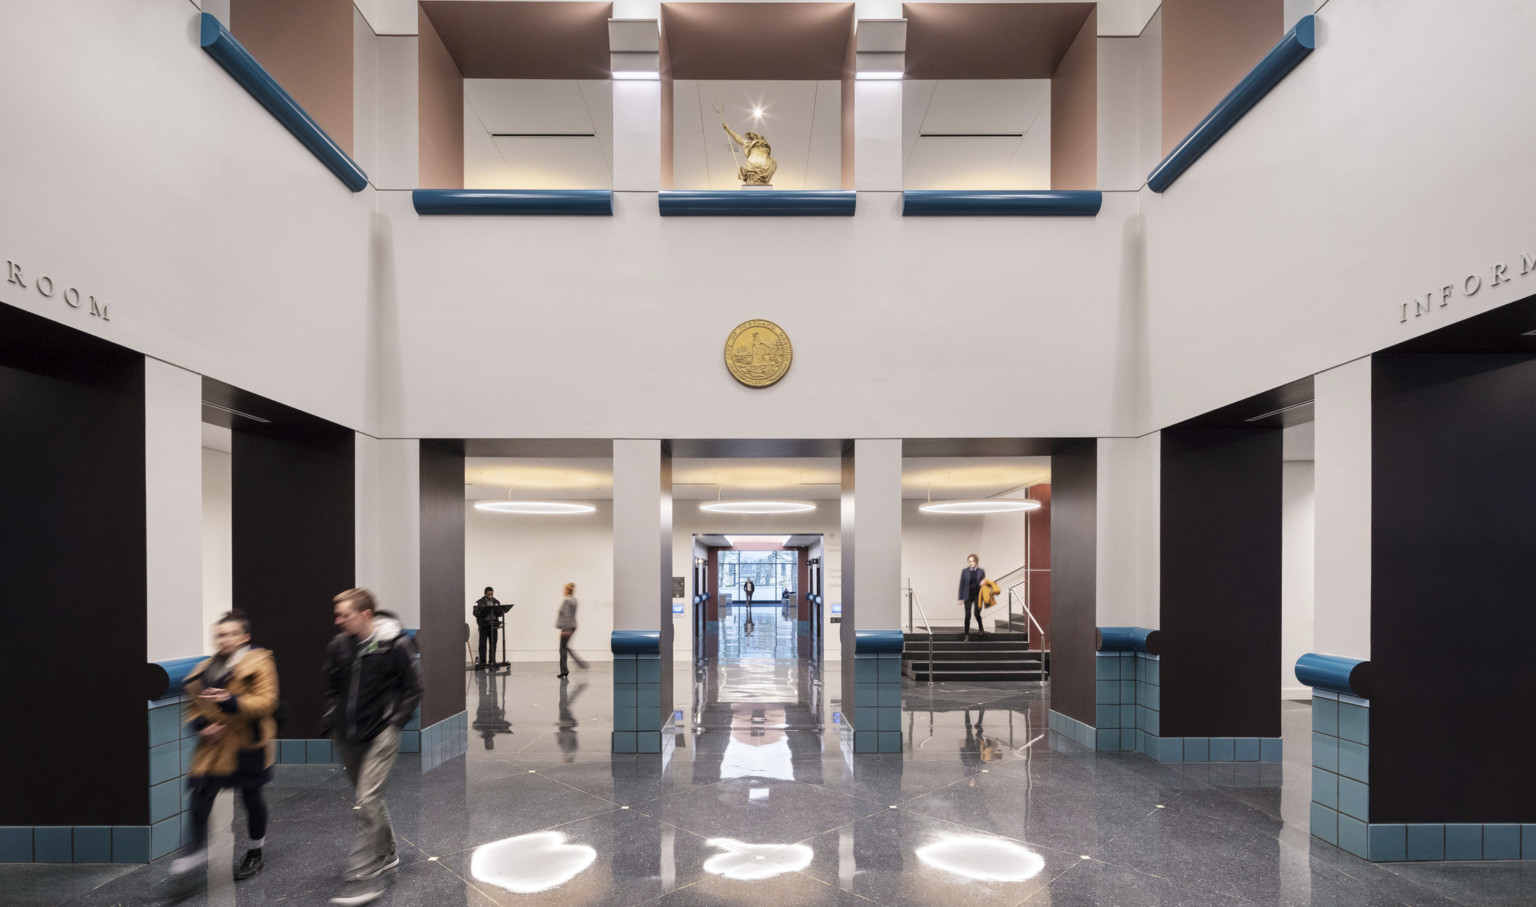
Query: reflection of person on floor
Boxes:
[
  {"xmin": 556, "ymin": 679, "xmax": 586, "ymax": 763},
  {"xmin": 961, "ymin": 708, "xmax": 1002, "ymax": 783},
  {"xmin": 556, "ymin": 582, "xmax": 589, "ymax": 678},
  {"xmin": 473, "ymin": 669, "xmax": 511, "ymax": 750}
]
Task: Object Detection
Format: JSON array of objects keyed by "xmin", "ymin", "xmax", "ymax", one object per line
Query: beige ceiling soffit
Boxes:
[{"xmin": 611, "ymin": 18, "xmax": 659, "ymax": 79}]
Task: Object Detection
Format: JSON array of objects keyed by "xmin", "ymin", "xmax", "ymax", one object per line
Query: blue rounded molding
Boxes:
[
  {"xmin": 1097, "ymin": 626, "xmax": 1161, "ymax": 654},
  {"xmin": 146, "ymin": 655, "xmax": 206, "ymax": 700},
  {"xmin": 902, "ymin": 190, "xmax": 1103, "ymax": 216},
  {"xmin": 412, "ymin": 189, "xmax": 613, "ymax": 216},
  {"xmin": 1296, "ymin": 652, "xmax": 1371, "ymax": 698},
  {"xmin": 198, "ymin": 13, "xmax": 369, "ymax": 192},
  {"xmin": 1147, "ymin": 15, "xmax": 1316, "ymax": 193},
  {"xmin": 854, "ymin": 629, "xmax": 905, "ymax": 655},
  {"xmin": 658, "ymin": 190, "xmax": 856, "ymax": 216},
  {"xmin": 611, "ymin": 630, "xmax": 662, "ymax": 655}
]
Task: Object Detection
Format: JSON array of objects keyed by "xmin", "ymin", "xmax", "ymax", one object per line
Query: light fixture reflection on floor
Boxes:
[
  {"xmin": 474, "ymin": 501, "xmax": 596, "ymax": 514},
  {"xmin": 916, "ymin": 835, "xmax": 1045, "ymax": 881},
  {"xmin": 700, "ymin": 501, "xmax": 815, "ymax": 514},
  {"xmin": 470, "ymin": 831, "xmax": 597, "ymax": 893},
  {"xmin": 918, "ymin": 499, "xmax": 1041, "ymax": 515},
  {"xmin": 703, "ymin": 838, "xmax": 812, "ymax": 880}
]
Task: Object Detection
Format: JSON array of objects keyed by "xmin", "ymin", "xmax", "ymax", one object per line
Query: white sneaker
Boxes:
[
  {"xmin": 358, "ymin": 852, "xmax": 400, "ymax": 879},
  {"xmin": 330, "ymin": 878, "xmax": 384, "ymax": 905}
]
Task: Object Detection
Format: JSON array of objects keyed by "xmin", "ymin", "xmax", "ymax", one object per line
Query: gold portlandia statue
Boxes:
[{"xmin": 722, "ymin": 121, "xmax": 778, "ymax": 186}]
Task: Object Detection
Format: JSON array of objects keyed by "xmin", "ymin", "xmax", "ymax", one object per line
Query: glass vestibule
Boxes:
[{"xmin": 719, "ymin": 549, "xmax": 798, "ymax": 601}]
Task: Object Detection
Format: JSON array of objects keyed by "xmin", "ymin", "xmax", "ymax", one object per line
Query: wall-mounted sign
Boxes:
[
  {"xmin": 1399, "ymin": 253, "xmax": 1536, "ymax": 325},
  {"xmin": 724, "ymin": 319, "xmax": 792, "ymax": 388},
  {"xmin": 6, "ymin": 259, "xmax": 110, "ymax": 322},
  {"xmin": 830, "ymin": 602, "xmax": 842, "ymax": 615},
  {"xmin": 671, "ymin": 576, "xmax": 685, "ymax": 598},
  {"xmin": 672, "ymin": 602, "xmax": 685, "ymax": 615}
]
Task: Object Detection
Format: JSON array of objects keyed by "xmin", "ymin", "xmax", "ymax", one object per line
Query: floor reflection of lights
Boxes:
[
  {"xmin": 915, "ymin": 835, "xmax": 1046, "ymax": 882},
  {"xmin": 703, "ymin": 838, "xmax": 814, "ymax": 880},
  {"xmin": 470, "ymin": 831, "xmax": 597, "ymax": 893}
]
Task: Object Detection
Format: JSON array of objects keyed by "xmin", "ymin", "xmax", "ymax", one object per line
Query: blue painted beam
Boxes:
[
  {"xmin": 658, "ymin": 190, "xmax": 856, "ymax": 216},
  {"xmin": 902, "ymin": 190, "xmax": 1102, "ymax": 216},
  {"xmin": 412, "ymin": 189, "xmax": 614, "ymax": 216},
  {"xmin": 1296, "ymin": 652, "xmax": 1371, "ymax": 698},
  {"xmin": 198, "ymin": 13, "xmax": 368, "ymax": 192},
  {"xmin": 854, "ymin": 629, "xmax": 905, "ymax": 654},
  {"xmin": 1097, "ymin": 626, "xmax": 1161, "ymax": 654},
  {"xmin": 1147, "ymin": 15, "xmax": 1316, "ymax": 193},
  {"xmin": 146, "ymin": 655, "xmax": 206, "ymax": 700},
  {"xmin": 611, "ymin": 630, "xmax": 662, "ymax": 655}
]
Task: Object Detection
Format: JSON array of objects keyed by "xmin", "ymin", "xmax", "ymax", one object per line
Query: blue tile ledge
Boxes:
[
  {"xmin": 411, "ymin": 189, "xmax": 613, "ymax": 216},
  {"xmin": 658, "ymin": 190, "xmax": 855, "ymax": 216},
  {"xmin": 902, "ymin": 189, "xmax": 1102, "ymax": 216},
  {"xmin": 1295, "ymin": 652, "xmax": 1372, "ymax": 698}
]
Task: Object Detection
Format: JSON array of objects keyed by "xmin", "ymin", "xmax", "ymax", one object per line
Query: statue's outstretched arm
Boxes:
[{"xmin": 722, "ymin": 122, "xmax": 746, "ymax": 147}]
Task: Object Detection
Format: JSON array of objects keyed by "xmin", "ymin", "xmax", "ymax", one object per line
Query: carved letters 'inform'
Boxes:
[
  {"xmin": 1398, "ymin": 252, "xmax": 1535, "ymax": 325},
  {"xmin": 5, "ymin": 260, "xmax": 109, "ymax": 322}
]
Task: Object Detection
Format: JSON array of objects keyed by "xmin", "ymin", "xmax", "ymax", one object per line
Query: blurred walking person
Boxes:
[
  {"xmin": 556, "ymin": 582, "xmax": 589, "ymax": 678},
  {"xmin": 166, "ymin": 610, "xmax": 278, "ymax": 898},
  {"xmin": 323, "ymin": 589, "xmax": 423, "ymax": 906}
]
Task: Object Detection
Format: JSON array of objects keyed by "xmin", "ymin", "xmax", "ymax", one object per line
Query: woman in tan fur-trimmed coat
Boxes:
[{"xmin": 168, "ymin": 610, "xmax": 279, "ymax": 887}]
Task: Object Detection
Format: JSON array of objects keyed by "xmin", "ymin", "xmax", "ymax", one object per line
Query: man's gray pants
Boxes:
[{"xmin": 334, "ymin": 725, "xmax": 401, "ymax": 881}]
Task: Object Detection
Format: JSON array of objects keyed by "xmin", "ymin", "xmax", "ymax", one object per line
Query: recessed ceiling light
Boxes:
[
  {"xmin": 919, "ymin": 500, "xmax": 1042, "ymax": 515},
  {"xmin": 700, "ymin": 501, "xmax": 815, "ymax": 514},
  {"xmin": 725, "ymin": 535, "xmax": 790, "ymax": 547},
  {"xmin": 474, "ymin": 501, "xmax": 596, "ymax": 515}
]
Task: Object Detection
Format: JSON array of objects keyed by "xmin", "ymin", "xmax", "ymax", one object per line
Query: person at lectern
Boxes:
[
  {"xmin": 958, "ymin": 553, "xmax": 987, "ymax": 641},
  {"xmin": 167, "ymin": 610, "xmax": 278, "ymax": 896},
  {"xmin": 473, "ymin": 586, "xmax": 509, "ymax": 669}
]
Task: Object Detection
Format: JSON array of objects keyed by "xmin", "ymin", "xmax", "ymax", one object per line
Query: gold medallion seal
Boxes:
[{"xmin": 724, "ymin": 319, "xmax": 793, "ymax": 388}]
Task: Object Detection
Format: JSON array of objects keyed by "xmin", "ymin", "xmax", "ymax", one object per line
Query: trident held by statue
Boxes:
[{"xmin": 712, "ymin": 100, "xmax": 742, "ymax": 173}]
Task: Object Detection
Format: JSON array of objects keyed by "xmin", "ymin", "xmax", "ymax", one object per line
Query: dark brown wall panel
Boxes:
[
  {"xmin": 233, "ymin": 429, "xmax": 354, "ymax": 738},
  {"xmin": 230, "ymin": 0, "xmax": 354, "ymax": 154},
  {"xmin": 0, "ymin": 310, "xmax": 146, "ymax": 824},
  {"xmin": 1049, "ymin": 442, "xmax": 1097, "ymax": 724},
  {"xmin": 1371, "ymin": 353, "xmax": 1536, "ymax": 822},
  {"xmin": 419, "ymin": 441, "xmax": 466, "ymax": 726},
  {"xmin": 1159, "ymin": 427, "xmax": 1281, "ymax": 738},
  {"xmin": 418, "ymin": 4, "xmax": 465, "ymax": 190},
  {"xmin": 1050, "ymin": 8, "xmax": 1097, "ymax": 190},
  {"xmin": 1028, "ymin": 484, "xmax": 1052, "ymax": 644},
  {"xmin": 1161, "ymin": 0, "xmax": 1282, "ymax": 155}
]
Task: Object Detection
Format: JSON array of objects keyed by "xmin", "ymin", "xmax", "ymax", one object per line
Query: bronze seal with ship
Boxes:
[{"xmin": 724, "ymin": 320, "xmax": 792, "ymax": 388}]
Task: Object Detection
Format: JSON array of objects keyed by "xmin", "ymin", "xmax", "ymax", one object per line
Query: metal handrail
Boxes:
[
  {"xmin": 1008, "ymin": 586, "xmax": 1048, "ymax": 684},
  {"xmin": 905, "ymin": 585, "xmax": 936, "ymax": 687}
]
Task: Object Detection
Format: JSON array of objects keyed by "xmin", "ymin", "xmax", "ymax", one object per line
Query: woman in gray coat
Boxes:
[{"xmin": 556, "ymin": 582, "xmax": 589, "ymax": 678}]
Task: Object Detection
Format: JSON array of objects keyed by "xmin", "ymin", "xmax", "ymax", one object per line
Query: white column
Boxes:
[
  {"xmin": 841, "ymin": 439, "xmax": 902, "ymax": 640},
  {"xmin": 612, "ymin": 440, "xmax": 672, "ymax": 635},
  {"xmin": 854, "ymin": 78, "xmax": 902, "ymax": 191},
  {"xmin": 145, "ymin": 359, "xmax": 204, "ymax": 661},
  {"xmin": 355, "ymin": 432, "xmax": 382, "ymax": 590},
  {"xmin": 375, "ymin": 439, "xmax": 421, "ymax": 627},
  {"xmin": 1094, "ymin": 434, "xmax": 1160, "ymax": 629},
  {"xmin": 1313, "ymin": 357, "xmax": 1372, "ymax": 659},
  {"xmin": 613, "ymin": 80, "xmax": 661, "ymax": 192}
]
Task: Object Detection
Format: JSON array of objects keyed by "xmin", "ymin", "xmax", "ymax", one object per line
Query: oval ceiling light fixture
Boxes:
[
  {"xmin": 700, "ymin": 501, "xmax": 815, "ymax": 514},
  {"xmin": 475, "ymin": 501, "xmax": 596, "ymax": 515},
  {"xmin": 919, "ymin": 499, "xmax": 1042, "ymax": 515}
]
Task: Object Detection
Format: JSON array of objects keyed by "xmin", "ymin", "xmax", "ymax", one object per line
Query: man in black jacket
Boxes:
[
  {"xmin": 472, "ymin": 587, "xmax": 505, "ymax": 669},
  {"xmin": 322, "ymin": 588, "xmax": 423, "ymax": 906}
]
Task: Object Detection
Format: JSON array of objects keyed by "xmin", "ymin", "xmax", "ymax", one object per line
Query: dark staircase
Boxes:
[{"xmin": 901, "ymin": 629, "xmax": 1048, "ymax": 682}]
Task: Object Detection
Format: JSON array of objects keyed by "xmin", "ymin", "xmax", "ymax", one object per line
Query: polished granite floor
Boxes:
[{"xmin": 8, "ymin": 612, "xmax": 1535, "ymax": 905}]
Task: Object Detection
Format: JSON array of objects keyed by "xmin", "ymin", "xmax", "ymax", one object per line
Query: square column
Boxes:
[
  {"xmin": 841, "ymin": 439, "xmax": 903, "ymax": 754},
  {"xmin": 611, "ymin": 440, "xmax": 672, "ymax": 754},
  {"xmin": 145, "ymin": 359, "xmax": 204, "ymax": 662},
  {"xmin": 1313, "ymin": 357, "xmax": 1370, "ymax": 660}
]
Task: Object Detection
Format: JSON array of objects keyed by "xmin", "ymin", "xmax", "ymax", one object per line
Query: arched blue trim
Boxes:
[
  {"xmin": 1097, "ymin": 626, "xmax": 1160, "ymax": 654},
  {"xmin": 1147, "ymin": 15, "xmax": 1316, "ymax": 193},
  {"xmin": 854, "ymin": 629, "xmax": 905, "ymax": 654},
  {"xmin": 611, "ymin": 630, "xmax": 662, "ymax": 655},
  {"xmin": 147, "ymin": 655, "xmax": 206, "ymax": 701},
  {"xmin": 411, "ymin": 189, "xmax": 614, "ymax": 215},
  {"xmin": 198, "ymin": 13, "xmax": 369, "ymax": 192},
  {"xmin": 1296, "ymin": 652, "xmax": 1371, "ymax": 698},
  {"xmin": 658, "ymin": 190, "xmax": 856, "ymax": 216},
  {"xmin": 902, "ymin": 190, "xmax": 1103, "ymax": 216}
]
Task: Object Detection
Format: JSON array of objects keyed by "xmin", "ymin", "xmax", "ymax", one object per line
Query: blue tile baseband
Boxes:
[
  {"xmin": 198, "ymin": 13, "xmax": 368, "ymax": 192},
  {"xmin": 901, "ymin": 190, "xmax": 1102, "ymax": 216},
  {"xmin": 1295, "ymin": 652, "xmax": 1372, "ymax": 698},
  {"xmin": 1097, "ymin": 626, "xmax": 1160, "ymax": 654},
  {"xmin": 146, "ymin": 655, "xmax": 204, "ymax": 700},
  {"xmin": 658, "ymin": 190, "xmax": 856, "ymax": 216},
  {"xmin": 411, "ymin": 189, "xmax": 613, "ymax": 216},
  {"xmin": 1147, "ymin": 15, "xmax": 1316, "ymax": 193}
]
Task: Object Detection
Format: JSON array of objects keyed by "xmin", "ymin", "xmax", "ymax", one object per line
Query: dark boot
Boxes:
[{"xmin": 234, "ymin": 848, "xmax": 265, "ymax": 880}]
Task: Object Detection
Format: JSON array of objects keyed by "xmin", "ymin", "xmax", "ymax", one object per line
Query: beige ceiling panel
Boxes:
[
  {"xmin": 463, "ymin": 96, "xmax": 514, "ymax": 189},
  {"xmin": 803, "ymin": 131, "xmax": 843, "ymax": 190},
  {"xmin": 903, "ymin": 135, "xmax": 1021, "ymax": 190},
  {"xmin": 996, "ymin": 113, "xmax": 1052, "ymax": 189},
  {"xmin": 918, "ymin": 79, "xmax": 1050, "ymax": 135},
  {"xmin": 464, "ymin": 79, "xmax": 600, "ymax": 135},
  {"xmin": 490, "ymin": 136, "xmax": 613, "ymax": 188},
  {"xmin": 672, "ymin": 79, "xmax": 706, "ymax": 134},
  {"xmin": 810, "ymin": 80, "xmax": 843, "ymax": 133}
]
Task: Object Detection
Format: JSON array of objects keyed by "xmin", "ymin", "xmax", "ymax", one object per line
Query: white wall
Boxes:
[
  {"xmin": 0, "ymin": 1, "xmax": 376, "ymax": 434},
  {"xmin": 1142, "ymin": 0, "xmax": 1536, "ymax": 431},
  {"xmin": 146, "ymin": 359, "xmax": 205, "ymax": 661},
  {"xmin": 465, "ymin": 501, "xmax": 615, "ymax": 663},
  {"xmin": 200, "ymin": 446, "xmax": 233, "ymax": 651},
  {"xmin": 1281, "ymin": 460, "xmax": 1315, "ymax": 699}
]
